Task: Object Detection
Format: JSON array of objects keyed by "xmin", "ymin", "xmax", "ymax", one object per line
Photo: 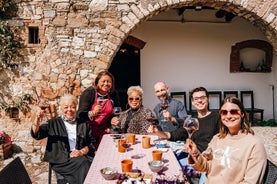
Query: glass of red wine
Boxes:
[
  {"xmin": 38, "ymin": 104, "xmax": 49, "ymax": 122},
  {"xmin": 113, "ymin": 107, "xmax": 122, "ymax": 132},
  {"xmin": 160, "ymin": 99, "xmax": 169, "ymax": 122},
  {"xmin": 121, "ymin": 136, "xmax": 132, "ymax": 153},
  {"xmin": 183, "ymin": 115, "xmax": 199, "ymax": 139}
]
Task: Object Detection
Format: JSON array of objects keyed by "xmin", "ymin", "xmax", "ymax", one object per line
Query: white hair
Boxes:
[
  {"xmin": 127, "ymin": 86, "xmax": 144, "ymax": 97},
  {"xmin": 59, "ymin": 94, "xmax": 78, "ymax": 106}
]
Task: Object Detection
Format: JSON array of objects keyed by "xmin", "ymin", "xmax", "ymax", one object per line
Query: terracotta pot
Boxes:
[{"xmin": 0, "ymin": 142, "xmax": 12, "ymax": 160}]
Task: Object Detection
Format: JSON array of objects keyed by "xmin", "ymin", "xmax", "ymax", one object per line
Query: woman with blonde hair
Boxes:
[{"xmin": 111, "ymin": 86, "xmax": 155, "ymax": 134}]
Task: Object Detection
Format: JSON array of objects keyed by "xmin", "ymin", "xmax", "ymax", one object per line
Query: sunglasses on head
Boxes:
[
  {"xmin": 220, "ymin": 109, "xmax": 240, "ymax": 116},
  {"xmin": 128, "ymin": 97, "xmax": 141, "ymax": 101}
]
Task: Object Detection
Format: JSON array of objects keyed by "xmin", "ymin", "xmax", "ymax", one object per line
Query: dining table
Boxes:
[{"xmin": 84, "ymin": 134, "xmax": 186, "ymax": 184}]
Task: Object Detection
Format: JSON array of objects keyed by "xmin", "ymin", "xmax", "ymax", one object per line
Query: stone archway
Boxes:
[
  {"xmin": 1, "ymin": 0, "xmax": 277, "ymax": 115},
  {"xmin": 84, "ymin": 0, "xmax": 277, "ymax": 86}
]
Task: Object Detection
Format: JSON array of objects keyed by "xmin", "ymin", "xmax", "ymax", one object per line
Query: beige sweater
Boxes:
[{"xmin": 189, "ymin": 132, "xmax": 267, "ymax": 184}]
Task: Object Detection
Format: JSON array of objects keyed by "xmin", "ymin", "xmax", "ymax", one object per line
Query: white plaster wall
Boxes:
[{"xmin": 131, "ymin": 16, "xmax": 277, "ymax": 121}]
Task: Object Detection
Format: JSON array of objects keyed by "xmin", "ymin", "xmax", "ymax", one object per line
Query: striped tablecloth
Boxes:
[{"xmin": 84, "ymin": 134, "xmax": 184, "ymax": 184}]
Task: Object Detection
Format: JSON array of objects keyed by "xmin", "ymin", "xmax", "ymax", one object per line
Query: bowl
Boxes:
[
  {"xmin": 148, "ymin": 160, "xmax": 164, "ymax": 173},
  {"xmin": 154, "ymin": 140, "xmax": 167, "ymax": 149},
  {"xmin": 100, "ymin": 167, "xmax": 118, "ymax": 180}
]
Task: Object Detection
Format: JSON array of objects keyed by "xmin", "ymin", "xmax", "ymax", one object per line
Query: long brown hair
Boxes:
[
  {"xmin": 93, "ymin": 70, "xmax": 115, "ymax": 93},
  {"xmin": 218, "ymin": 96, "xmax": 254, "ymax": 138}
]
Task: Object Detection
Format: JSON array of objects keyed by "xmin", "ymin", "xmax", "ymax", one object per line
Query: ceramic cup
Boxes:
[
  {"xmin": 142, "ymin": 136, "xmax": 151, "ymax": 149},
  {"xmin": 121, "ymin": 159, "xmax": 133, "ymax": 173},
  {"xmin": 152, "ymin": 150, "xmax": 163, "ymax": 161},
  {"xmin": 118, "ymin": 139, "xmax": 126, "ymax": 153},
  {"xmin": 127, "ymin": 133, "xmax": 136, "ymax": 145}
]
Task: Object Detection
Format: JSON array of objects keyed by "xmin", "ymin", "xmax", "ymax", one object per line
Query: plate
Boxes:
[{"xmin": 118, "ymin": 173, "xmax": 152, "ymax": 184}]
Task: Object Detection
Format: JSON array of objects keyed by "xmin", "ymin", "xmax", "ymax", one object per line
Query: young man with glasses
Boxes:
[{"xmin": 153, "ymin": 82, "xmax": 188, "ymax": 132}]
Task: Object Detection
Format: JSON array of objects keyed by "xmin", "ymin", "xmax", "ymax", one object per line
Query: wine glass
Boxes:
[
  {"xmin": 160, "ymin": 99, "xmax": 169, "ymax": 122},
  {"xmin": 113, "ymin": 107, "xmax": 122, "ymax": 116},
  {"xmin": 121, "ymin": 136, "xmax": 132, "ymax": 153},
  {"xmin": 183, "ymin": 115, "xmax": 199, "ymax": 139},
  {"xmin": 38, "ymin": 103, "xmax": 50, "ymax": 123},
  {"xmin": 97, "ymin": 98, "xmax": 107, "ymax": 106},
  {"xmin": 97, "ymin": 98, "xmax": 107, "ymax": 118},
  {"xmin": 113, "ymin": 107, "xmax": 122, "ymax": 132}
]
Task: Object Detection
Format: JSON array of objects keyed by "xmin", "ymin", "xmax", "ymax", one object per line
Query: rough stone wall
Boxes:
[{"xmin": 0, "ymin": 0, "xmax": 276, "ymax": 182}]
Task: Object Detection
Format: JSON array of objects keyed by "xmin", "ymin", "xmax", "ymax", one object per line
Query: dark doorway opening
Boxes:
[{"xmin": 109, "ymin": 43, "xmax": 141, "ymax": 110}]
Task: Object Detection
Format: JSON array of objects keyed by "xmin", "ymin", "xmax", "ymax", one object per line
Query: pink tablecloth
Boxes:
[{"xmin": 84, "ymin": 134, "xmax": 183, "ymax": 184}]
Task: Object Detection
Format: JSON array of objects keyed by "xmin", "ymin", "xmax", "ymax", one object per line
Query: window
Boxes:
[{"xmin": 28, "ymin": 27, "xmax": 39, "ymax": 44}]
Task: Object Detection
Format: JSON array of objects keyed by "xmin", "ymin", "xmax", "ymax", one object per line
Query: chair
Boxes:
[
  {"xmin": 188, "ymin": 92, "xmax": 197, "ymax": 115},
  {"xmin": 264, "ymin": 159, "xmax": 277, "ymax": 184},
  {"xmin": 240, "ymin": 90, "xmax": 264, "ymax": 123},
  {"xmin": 170, "ymin": 91, "xmax": 187, "ymax": 111},
  {"xmin": 0, "ymin": 157, "xmax": 32, "ymax": 184},
  {"xmin": 208, "ymin": 91, "xmax": 222, "ymax": 112},
  {"xmin": 223, "ymin": 91, "xmax": 239, "ymax": 99}
]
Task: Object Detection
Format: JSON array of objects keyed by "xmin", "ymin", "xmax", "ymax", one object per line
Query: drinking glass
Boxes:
[
  {"xmin": 121, "ymin": 135, "xmax": 132, "ymax": 152},
  {"xmin": 183, "ymin": 115, "xmax": 199, "ymax": 139},
  {"xmin": 38, "ymin": 104, "xmax": 49, "ymax": 123},
  {"xmin": 97, "ymin": 98, "xmax": 107, "ymax": 106},
  {"xmin": 113, "ymin": 107, "xmax": 122, "ymax": 132},
  {"xmin": 160, "ymin": 99, "xmax": 169, "ymax": 122},
  {"xmin": 113, "ymin": 107, "xmax": 122, "ymax": 116}
]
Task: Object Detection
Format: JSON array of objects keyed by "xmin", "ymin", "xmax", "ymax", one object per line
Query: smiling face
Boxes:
[
  {"xmin": 154, "ymin": 82, "xmax": 168, "ymax": 100},
  {"xmin": 61, "ymin": 100, "xmax": 77, "ymax": 120},
  {"xmin": 220, "ymin": 102, "xmax": 244, "ymax": 135},
  {"xmin": 96, "ymin": 75, "xmax": 113, "ymax": 95},
  {"xmin": 191, "ymin": 91, "xmax": 209, "ymax": 111},
  {"xmin": 128, "ymin": 91, "xmax": 142, "ymax": 110}
]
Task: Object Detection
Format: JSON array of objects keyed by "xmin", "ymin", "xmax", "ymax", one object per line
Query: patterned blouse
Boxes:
[{"xmin": 117, "ymin": 106, "xmax": 155, "ymax": 135}]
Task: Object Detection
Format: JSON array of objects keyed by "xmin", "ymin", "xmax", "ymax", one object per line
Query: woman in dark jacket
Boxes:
[
  {"xmin": 77, "ymin": 70, "xmax": 120, "ymax": 149},
  {"xmin": 31, "ymin": 94, "xmax": 94, "ymax": 184}
]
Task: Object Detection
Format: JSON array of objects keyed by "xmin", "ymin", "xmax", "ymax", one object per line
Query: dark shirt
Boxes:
[
  {"xmin": 77, "ymin": 86, "xmax": 120, "ymax": 122},
  {"xmin": 169, "ymin": 111, "xmax": 219, "ymax": 152},
  {"xmin": 30, "ymin": 117, "xmax": 95, "ymax": 163}
]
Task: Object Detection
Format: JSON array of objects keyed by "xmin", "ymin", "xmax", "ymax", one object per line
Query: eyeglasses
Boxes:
[
  {"xmin": 128, "ymin": 97, "xmax": 141, "ymax": 101},
  {"xmin": 220, "ymin": 109, "xmax": 240, "ymax": 116},
  {"xmin": 192, "ymin": 96, "xmax": 207, "ymax": 101}
]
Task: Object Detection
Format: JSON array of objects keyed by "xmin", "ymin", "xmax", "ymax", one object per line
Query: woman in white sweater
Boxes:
[{"xmin": 185, "ymin": 96, "xmax": 267, "ymax": 184}]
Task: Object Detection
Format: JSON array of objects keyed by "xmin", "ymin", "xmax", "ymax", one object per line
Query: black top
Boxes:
[
  {"xmin": 77, "ymin": 86, "xmax": 120, "ymax": 122},
  {"xmin": 169, "ymin": 111, "xmax": 219, "ymax": 152},
  {"xmin": 30, "ymin": 117, "xmax": 95, "ymax": 163}
]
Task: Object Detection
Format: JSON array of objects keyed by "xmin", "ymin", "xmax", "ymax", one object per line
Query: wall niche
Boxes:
[{"xmin": 230, "ymin": 40, "xmax": 273, "ymax": 73}]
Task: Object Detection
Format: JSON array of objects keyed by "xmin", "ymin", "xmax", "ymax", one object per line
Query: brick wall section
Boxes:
[{"xmin": 0, "ymin": 0, "xmax": 276, "ymax": 183}]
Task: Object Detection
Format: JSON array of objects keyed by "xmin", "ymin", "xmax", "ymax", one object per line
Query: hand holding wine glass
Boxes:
[{"xmin": 112, "ymin": 107, "xmax": 122, "ymax": 132}]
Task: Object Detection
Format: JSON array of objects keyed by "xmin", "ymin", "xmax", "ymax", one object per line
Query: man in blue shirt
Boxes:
[{"xmin": 153, "ymin": 82, "xmax": 187, "ymax": 131}]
